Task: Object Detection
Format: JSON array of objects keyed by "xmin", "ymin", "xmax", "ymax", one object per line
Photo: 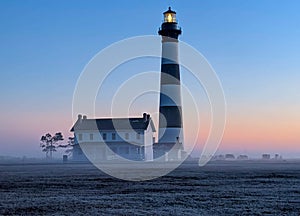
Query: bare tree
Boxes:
[{"xmin": 40, "ymin": 132, "xmax": 64, "ymax": 159}]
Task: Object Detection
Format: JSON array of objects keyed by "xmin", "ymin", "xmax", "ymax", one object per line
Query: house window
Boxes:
[
  {"xmin": 136, "ymin": 133, "xmax": 141, "ymax": 140},
  {"xmin": 125, "ymin": 133, "xmax": 129, "ymax": 140},
  {"xmin": 90, "ymin": 133, "xmax": 93, "ymax": 140},
  {"xmin": 102, "ymin": 133, "xmax": 107, "ymax": 140},
  {"xmin": 112, "ymin": 133, "xmax": 116, "ymax": 140},
  {"xmin": 78, "ymin": 134, "xmax": 82, "ymax": 141}
]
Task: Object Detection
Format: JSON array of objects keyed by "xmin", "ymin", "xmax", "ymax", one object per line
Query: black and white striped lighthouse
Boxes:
[{"xmin": 156, "ymin": 7, "xmax": 183, "ymax": 159}]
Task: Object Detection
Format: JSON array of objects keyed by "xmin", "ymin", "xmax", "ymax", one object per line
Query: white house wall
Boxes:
[
  {"xmin": 73, "ymin": 123, "xmax": 155, "ymax": 161},
  {"xmin": 75, "ymin": 130, "xmax": 145, "ymax": 145},
  {"xmin": 144, "ymin": 120, "xmax": 154, "ymax": 161}
]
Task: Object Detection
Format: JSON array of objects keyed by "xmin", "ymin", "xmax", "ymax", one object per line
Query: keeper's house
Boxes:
[{"xmin": 70, "ymin": 113, "xmax": 155, "ymax": 161}]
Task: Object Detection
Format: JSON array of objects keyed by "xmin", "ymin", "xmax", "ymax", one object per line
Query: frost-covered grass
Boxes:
[{"xmin": 0, "ymin": 161, "xmax": 299, "ymax": 215}]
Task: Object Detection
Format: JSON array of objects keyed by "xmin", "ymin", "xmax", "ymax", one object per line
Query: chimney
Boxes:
[
  {"xmin": 147, "ymin": 114, "xmax": 150, "ymax": 120},
  {"xmin": 78, "ymin": 114, "xmax": 82, "ymax": 123},
  {"xmin": 83, "ymin": 115, "xmax": 87, "ymax": 120},
  {"xmin": 143, "ymin": 113, "xmax": 147, "ymax": 121}
]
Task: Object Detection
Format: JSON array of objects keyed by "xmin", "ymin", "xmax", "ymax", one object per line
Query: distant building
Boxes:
[
  {"xmin": 70, "ymin": 113, "xmax": 156, "ymax": 161},
  {"xmin": 212, "ymin": 154, "xmax": 225, "ymax": 160},
  {"xmin": 237, "ymin": 155, "xmax": 249, "ymax": 160},
  {"xmin": 274, "ymin": 154, "xmax": 282, "ymax": 160},
  {"xmin": 262, "ymin": 154, "xmax": 271, "ymax": 160},
  {"xmin": 225, "ymin": 154, "xmax": 235, "ymax": 160}
]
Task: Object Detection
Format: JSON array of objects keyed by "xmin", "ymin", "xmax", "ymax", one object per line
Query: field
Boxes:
[{"xmin": 0, "ymin": 161, "xmax": 300, "ymax": 215}]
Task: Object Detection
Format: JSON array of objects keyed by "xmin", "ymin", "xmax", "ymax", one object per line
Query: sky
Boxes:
[{"xmin": 0, "ymin": 0, "xmax": 299, "ymax": 158}]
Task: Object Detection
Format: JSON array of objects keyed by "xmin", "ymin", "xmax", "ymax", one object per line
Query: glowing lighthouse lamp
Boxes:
[{"xmin": 164, "ymin": 7, "xmax": 177, "ymax": 23}]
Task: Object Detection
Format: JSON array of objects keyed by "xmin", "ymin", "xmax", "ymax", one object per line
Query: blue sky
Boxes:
[{"xmin": 0, "ymin": 0, "xmax": 299, "ymax": 157}]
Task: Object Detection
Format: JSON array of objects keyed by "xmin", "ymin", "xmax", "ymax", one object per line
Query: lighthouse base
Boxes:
[{"xmin": 153, "ymin": 142, "xmax": 185, "ymax": 161}]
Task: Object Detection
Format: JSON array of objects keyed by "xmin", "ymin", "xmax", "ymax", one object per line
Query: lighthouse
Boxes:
[{"xmin": 156, "ymin": 7, "xmax": 184, "ymax": 160}]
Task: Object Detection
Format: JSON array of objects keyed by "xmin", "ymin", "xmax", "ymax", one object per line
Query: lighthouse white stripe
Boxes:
[
  {"xmin": 162, "ymin": 42, "xmax": 179, "ymax": 64},
  {"xmin": 158, "ymin": 128, "xmax": 184, "ymax": 143},
  {"xmin": 160, "ymin": 84, "xmax": 182, "ymax": 107}
]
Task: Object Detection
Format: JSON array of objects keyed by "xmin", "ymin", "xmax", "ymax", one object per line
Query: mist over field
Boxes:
[{"xmin": 1, "ymin": 161, "xmax": 300, "ymax": 215}]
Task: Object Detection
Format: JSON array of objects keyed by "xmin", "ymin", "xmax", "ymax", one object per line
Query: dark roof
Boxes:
[
  {"xmin": 163, "ymin": 7, "xmax": 176, "ymax": 14},
  {"xmin": 71, "ymin": 117, "xmax": 156, "ymax": 132}
]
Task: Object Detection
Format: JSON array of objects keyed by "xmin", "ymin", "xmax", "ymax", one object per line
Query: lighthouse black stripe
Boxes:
[
  {"xmin": 159, "ymin": 106, "xmax": 182, "ymax": 128},
  {"xmin": 158, "ymin": 128, "xmax": 183, "ymax": 143},
  {"xmin": 160, "ymin": 64, "xmax": 181, "ymax": 85}
]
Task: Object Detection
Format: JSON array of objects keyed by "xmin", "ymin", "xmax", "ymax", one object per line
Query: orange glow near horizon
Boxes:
[
  {"xmin": 1, "ymin": 102, "xmax": 299, "ymax": 157},
  {"xmin": 190, "ymin": 105, "xmax": 300, "ymax": 153}
]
